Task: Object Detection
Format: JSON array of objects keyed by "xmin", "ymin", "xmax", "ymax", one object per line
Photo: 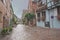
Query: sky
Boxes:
[{"xmin": 12, "ymin": 0, "xmax": 29, "ymax": 18}]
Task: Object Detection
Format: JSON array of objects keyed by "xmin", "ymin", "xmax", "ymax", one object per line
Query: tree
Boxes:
[{"xmin": 25, "ymin": 13, "xmax": 35, "ymax": 25}]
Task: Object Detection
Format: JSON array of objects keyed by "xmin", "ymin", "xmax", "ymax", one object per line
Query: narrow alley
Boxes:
[{"xmin": 0, "ymin": 24, "xmax": 60, "ymax": 40}]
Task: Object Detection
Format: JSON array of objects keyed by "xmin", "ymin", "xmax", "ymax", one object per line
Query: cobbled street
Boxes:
[{"xmin": 0, "ymin": 24, "xmax": 60, "ymax": 40}]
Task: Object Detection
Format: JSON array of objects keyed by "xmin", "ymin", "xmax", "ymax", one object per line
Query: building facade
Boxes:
[
  {"xmin": 28, "ymin": 0, "xmax": 37, "ymax": 26},
  {"xmin": 46, "ymin": 0, "xmax": 60, "ymax": 28},
  {"xmin": 0, "ymin": 0, "xmax": 12, "ymax": 32},
  {"xmin": 0, "ymin": 0, "xmax": 6, "ymax": 31},
  {"xmin": 36, "ymin": 0, "xmax": 47, "ymax": 27},
  {"xmin": 36, "ymin": 0, "xmax": 60, "ymax": 28},
  {"xmin": 3, "ymin": 0, "xmax": 11, "ymax": 28}
]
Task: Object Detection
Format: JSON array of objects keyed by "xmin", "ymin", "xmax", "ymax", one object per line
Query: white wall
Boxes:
[
  {"xmin": 46, "ymin": 10, "xmax": 50, "ymax": 22},
  {"xmin": 47, "ymin": 8, "xmax": 60, "ymax": 28},
  {"xmin": 36, "ymin": 12, "xmax": 45, "ymax": 27},
  {"xmin": 37, "ymin": 21, "xmax": 45, "ymax": 27}
]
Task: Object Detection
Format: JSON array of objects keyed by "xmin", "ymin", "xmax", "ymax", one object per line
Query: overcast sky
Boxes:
[{"xmin": 12, "ymin": 0, "xmax": 29, "ymax": 18}]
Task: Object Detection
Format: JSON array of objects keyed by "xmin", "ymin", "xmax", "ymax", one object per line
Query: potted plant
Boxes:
[
  {"xmin": 1, "ymin": 27, "xmax": 13, "ymax": 35},
  {"xmin": 1, "ymin": 28, "xmax": 8, "ymax": 35},
  {"xmin": 8, "ymin": 27, "xmax": 13, "ymax": 32}
]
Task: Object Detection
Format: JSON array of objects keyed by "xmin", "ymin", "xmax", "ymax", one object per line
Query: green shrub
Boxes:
[
  {"xmin": 1, "ymin": 28, "xmax": 8, "ymax": 35},
  {"xmin": 1, "ymin": 27, "xmax": 13, "ymax": 35},
  {"xmin": 8, "ymin": 27, "xmax": 12, "ymax": 32}
]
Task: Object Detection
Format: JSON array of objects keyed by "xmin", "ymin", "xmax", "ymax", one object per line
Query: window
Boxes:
[
  {"xmin": 0, "ymin": 11, "xmax": 2, "ymax": 22},
  {"xmin": 37, "ymin": 13, "xmax": 40, "ymax": 21},
  {"xmin": 42, "ymin": 11, "xmax": 46, "ymax": 21},
  {"xmin": 37, "ymin": 13, "xmax": 40, "ymax": 17},
  {"xmin": 57, "ymin": 7, "xmax": 60, "ymax": 20},
  {"xmin": 42, "ymin": 11, "xmax": 46, "ymax": 16},
  {"xmin": 57, "ymin": 7, "xmax": 60, "ymax": 15}
]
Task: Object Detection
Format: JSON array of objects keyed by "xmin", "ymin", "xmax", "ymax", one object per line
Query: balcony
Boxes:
[
  {"xmin": 37, "ymin": 0, "xmax": 47, "ymax": 11},
  {"xmin": 53, "ymin": 0, "xmax": 60, "ymax": 6},
  {"xmin": 37, "ymin": 4, "xmax": 47, "ymax": 11},
  {"xmin": 37, "ymin": 1, "xmax": 42, "ymax": 7},
  {"xmin": 47, "ymin": 0, "xmax": 60, "ymax": 9}
]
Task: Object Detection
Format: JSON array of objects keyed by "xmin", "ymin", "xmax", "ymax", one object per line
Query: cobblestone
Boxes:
[{"xmin": 0, "ymin": 24, "xmax": 60, "ymax": 40}]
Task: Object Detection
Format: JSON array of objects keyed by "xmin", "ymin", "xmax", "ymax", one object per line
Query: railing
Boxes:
[
  {"xmin": 53, "ymin": 0, "xmax": 60, "ymax": 5},
  {"xmin": 37, "ymin": 0, "xmax": 47, "ymax": 11},
  {"xmin": 47, "ymin": 0, "xmax": 60, "ymax": 9},
  {"xmin": 37, "ymin": 4, "xmax": 47, "ymax": 11},
  {"xmin": 37, "ymin": 1, "xmax": 42, "ymax": 7}
]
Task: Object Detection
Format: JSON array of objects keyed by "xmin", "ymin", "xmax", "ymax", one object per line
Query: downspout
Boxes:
[{"xmin": 46, "ymin": 0, "xmax": 50, "ymax": 28}]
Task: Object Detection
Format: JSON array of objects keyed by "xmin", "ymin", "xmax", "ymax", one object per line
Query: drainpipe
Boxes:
[
  {"xmin": 46, "ymin": 0, "xmax": 50, "ymax": 28},
  {"xmin": 49, "ymin": 10, "xmax": 50, "ymax": 28}
]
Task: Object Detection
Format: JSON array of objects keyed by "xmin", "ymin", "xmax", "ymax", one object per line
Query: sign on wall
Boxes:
[{"xmin": 51, "ymin": 16, "xmax": 54, "ymax": 19}]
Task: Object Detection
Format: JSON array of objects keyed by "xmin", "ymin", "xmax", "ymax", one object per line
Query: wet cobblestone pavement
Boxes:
[{"xmin": 0, "ymin": 24, "xmax": 60, "ymax": 40}]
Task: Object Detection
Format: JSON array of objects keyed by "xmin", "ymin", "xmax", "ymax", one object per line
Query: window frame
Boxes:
[
  {"xmin": 57, "ymin": 7, "xmax": 60, "ymax": 15},
  {"xmin": 0, "ymin": 11, "xmax": 2, "ymax": 23}
]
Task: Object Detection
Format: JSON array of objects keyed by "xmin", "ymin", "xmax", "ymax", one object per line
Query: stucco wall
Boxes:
[
  {"xmin": 0, "ymin": 0, "xmax": 6, "ymax": 30},
  {"xmin": 36, "ymin": 12, "xmax": 45, "ymax": 27},
  {"xmin": 47, "ymin": 8, "xmax": 60, "ymax": 28},
  {"xmin": 36, "ymin": 8, "xmax": 60, "ymax": 28},
  {"xmin": 0, "ymin": 0, "xmax": 11, "ymax": 31},
  {"xmin": 37, "ymin": 21, "xmax": 45, "ymax": 27}
]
